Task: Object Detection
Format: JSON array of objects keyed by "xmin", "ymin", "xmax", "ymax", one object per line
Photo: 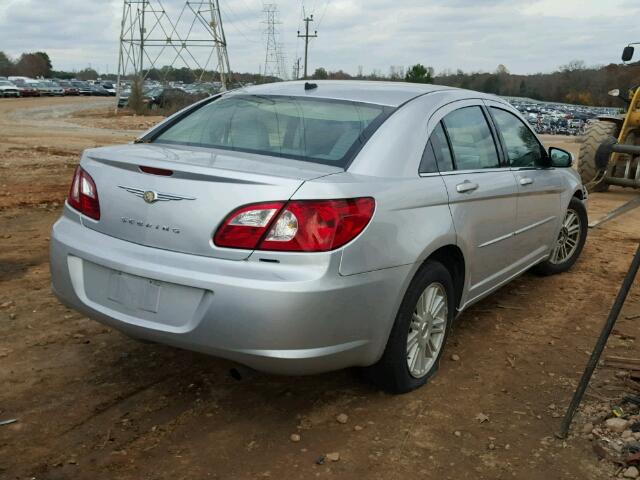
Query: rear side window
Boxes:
[
  {"xmin": 429, "ymin": 123, "xmax": 454, "ymax": 172},
  {"xmin": 442, "ymin": 106, "xmax": 500, "ymax": 170},
  {"xmin": 490, "ymin": 107, "xmax": 546, "ymax": 168},
  {"xmin": 153, "ymin": 94, "xmax": 393, "ymax": 167},
  {"xmin": 419, "ymin": 141, "xmax": 438, "ymax": 174}
]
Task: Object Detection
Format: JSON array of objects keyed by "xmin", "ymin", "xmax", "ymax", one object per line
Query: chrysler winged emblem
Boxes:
[
  {"xmin": 118, "ymin": 186, "xmax": 196, "ymax": 203},
  {"xmin": 143, "ymin": 190, "xmax": 157, "ymax": 204}
]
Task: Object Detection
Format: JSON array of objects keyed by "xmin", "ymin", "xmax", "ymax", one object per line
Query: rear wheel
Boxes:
[
  {"xmin": 533, "ymin": 197, "xmax": 588, "ymax": 276},
  {"xmin": 578, "ymin": 120, "xmax": 619, "ymax": 192},
  {"xmin": 366, "ymin": 261, "xmax": 454, "ymax": 394}
]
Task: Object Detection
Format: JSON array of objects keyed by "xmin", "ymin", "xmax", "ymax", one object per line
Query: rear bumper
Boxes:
[{"xmin": 50, "ymin": 212, "xmax": 410, "ymax": 374}]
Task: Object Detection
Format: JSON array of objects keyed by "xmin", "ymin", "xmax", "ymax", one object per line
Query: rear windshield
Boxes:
[{"xmin": 152, "ymin": 94, "xmax": 393, "ymax": 167}]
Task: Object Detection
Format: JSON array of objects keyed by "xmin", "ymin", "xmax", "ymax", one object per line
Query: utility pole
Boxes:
[{"xmin": 297, "ymin": 15, "xmax": 317, "ymax": 79}]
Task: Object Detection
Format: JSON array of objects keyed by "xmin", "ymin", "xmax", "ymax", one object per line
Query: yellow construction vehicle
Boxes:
[{"xmin": 578, "ymin": 44, "xmax": 640, "ymax": 192}]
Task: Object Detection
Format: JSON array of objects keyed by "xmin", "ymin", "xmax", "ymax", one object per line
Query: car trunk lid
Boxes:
[{"xmin": 80, "ymin": 143, "xmax": 342, "ymax": 260}]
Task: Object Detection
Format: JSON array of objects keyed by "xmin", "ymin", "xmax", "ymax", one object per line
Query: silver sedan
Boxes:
[{"xmin": 50, "ymin": 81, "xmax": 587, "ymax": 393}]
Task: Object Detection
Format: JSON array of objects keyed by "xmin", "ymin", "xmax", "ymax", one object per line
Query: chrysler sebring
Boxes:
[{"xmin": 50, "ymin": 81, "xmax": 588, "ymax": 393}]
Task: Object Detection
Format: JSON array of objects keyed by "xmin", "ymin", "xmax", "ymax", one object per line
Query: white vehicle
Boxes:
[
  {"xmin": 0, "ymin": 80, "xmax": 20, "ymax": 97},
  {"xmin": 8, "ymin": 76, "xmax": 33, "ymax": 83}
]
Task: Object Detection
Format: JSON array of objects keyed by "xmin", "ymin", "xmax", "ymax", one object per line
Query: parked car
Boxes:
[
  {"xmin": 0, "ymin": 80, "xmax": 20, "ymax": 97},
  {"xmin": 57, "ymin": 80, "xmax": 80, "ymax": 96},
  {"xmin": 88, "ymin": 84, "xmax": 110, "ymax": 96},
  {"xmin": 70, "ymin": 81, "xmax": 93, "ymax": 96},
  {"xmin": 100, "ymin": 82, "xmax": 116, "ymax": 96},
  {"xmin": 50, "ymin": 81, "xmax": 588, "ymax": 393},
  {"xmin": 12, "ymin": 80, "xmax": 39, "ymax": 97},
  {"xmin": 117, "ymin": 88, "xmax": 131, "ymax": 108},
  {"xmin": 30, "ymin": 82, "xmax": 53, "ymax": 96},
  {"xmin": 41, "ymin": 80, "xmax": 65, "ymax": 96}
]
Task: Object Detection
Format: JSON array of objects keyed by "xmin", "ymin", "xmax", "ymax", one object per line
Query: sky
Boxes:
[{"xmin": 1, "ymin": 0, "xmax": 639, "ymax": 77}]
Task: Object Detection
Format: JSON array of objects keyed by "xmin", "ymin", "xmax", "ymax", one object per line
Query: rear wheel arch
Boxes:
[{"xmin": 422, "ymin": 245, "xmax": 465, "ymax": 311}]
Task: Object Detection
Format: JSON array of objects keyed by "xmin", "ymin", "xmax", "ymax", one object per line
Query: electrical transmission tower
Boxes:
[
  {"xmin": 262, "ymin": 4, "xmax": 287, "ymax": 80},
  {"xmin": 115, "ymin": 0, "xmax": 231, "ymax": 105},
  {"xmin": 292, "ymin": 57, "xmax": 301, "ymax": 80}
]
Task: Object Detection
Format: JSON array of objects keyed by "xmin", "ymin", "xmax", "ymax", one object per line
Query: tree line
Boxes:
[
  {"xmin": 311, "ymin": 61, "xmax": 640, "ymax": 107},
  {"xmin": 0, "ymin": 50, "xmax": 279, "ymax": 84},
  {"xmin": 2, "ymin": 49, "xmax": 638, "ymax": 107}
]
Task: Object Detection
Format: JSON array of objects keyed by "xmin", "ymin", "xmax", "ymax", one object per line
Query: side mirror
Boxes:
[
  {"xmin": 549, "ymin": 147, "xmax": 573, "ymax": 168},
  {"xmin": 622, "ymin": 46, "xmax": 635, "ymax": 62}
]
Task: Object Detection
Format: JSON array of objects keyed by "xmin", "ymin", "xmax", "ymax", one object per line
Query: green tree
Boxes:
[
  {"xmin": 405, "ymin": 64, "xmax": 433, "ymax": 84},
  {"xmin": 15, "ymin": 53, "xmax": 50, "ymax": 78},
  {"xmin": 328, "ymin": 69, "xmax": 352, "ymax": 80},
  {"xmin": 76, "ymin": 68, "xmax": 98, "ymax": 80},
  {"xmin": 34, "ymin": 52, "xmax": 52, "ymax": 75},
  {"xmin": 311, "ymin": 67, "xmax": 328, "ymax": 80},
  {"xmin": 0, "ymin": 51, "xmax": 13, "ymax": 76},
  {"xmin": 482, "ymin": 74, "xmax": 500, "ymax": 94},
  {"xmin": 519, "ymin": 79, "xmax": 527, "ymax": 96}
]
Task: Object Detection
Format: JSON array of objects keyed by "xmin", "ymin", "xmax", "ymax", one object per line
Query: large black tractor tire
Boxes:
[{"xmin": 578, "ymin": 121, "xmax": 619, "ymax": 192}]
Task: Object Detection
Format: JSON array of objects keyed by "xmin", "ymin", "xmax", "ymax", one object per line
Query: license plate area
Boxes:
[
  {"xmin": 108, "ymin": 272, "xmax": 161, "ymax": 313},
  {"xmin": 81, "ymin": 260, "xmax": 208, "ymax": 329}
]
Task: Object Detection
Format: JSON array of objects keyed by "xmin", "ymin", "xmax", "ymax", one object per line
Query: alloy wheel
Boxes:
[
  {"xmin": 406, "ymin": 282, "xmax": 448, "ymax": 378},
  {"xmin": 549, "ymin": 208, "xmax": 581, "ymax": 264}
]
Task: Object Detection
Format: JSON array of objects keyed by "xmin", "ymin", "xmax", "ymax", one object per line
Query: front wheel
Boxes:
[
  {"xmin": 365, "ymin": 260, "xmax": 454, "ymax": 394},
  {"xmin": 533, "ymin": 197, "xmax": 588, "ymax": 276}
]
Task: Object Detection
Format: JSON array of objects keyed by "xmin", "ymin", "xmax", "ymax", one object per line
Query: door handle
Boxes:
[
  {"xmin": 456, "ymin": 180, "xmax": 479, "ymax": 193},
  {"xmin": 519, "ymin": 177, "xmax": 534, "ymax": 186}
]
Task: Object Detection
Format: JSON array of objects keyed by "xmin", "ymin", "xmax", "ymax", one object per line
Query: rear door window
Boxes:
[{"xmin": 442, "ymin": 106, "xmax": 500, "ymax": 170}]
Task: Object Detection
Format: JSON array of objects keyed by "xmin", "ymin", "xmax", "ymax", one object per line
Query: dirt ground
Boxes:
[{"xmin": 1, "ymin": 97, "xmax": 640, "ymax": 480}]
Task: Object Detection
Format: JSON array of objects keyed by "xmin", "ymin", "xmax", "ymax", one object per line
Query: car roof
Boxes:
[{"xmin": 232, "ymin": 80, "xmax": 463, "ymax": 107}]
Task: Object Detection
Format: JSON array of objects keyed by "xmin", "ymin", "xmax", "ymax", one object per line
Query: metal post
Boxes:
[
  {"xmin": 139, "ymin": 0, "xmax": 146, "ymax": 78},
  {"xmin": 557, "ymin": 243, "xmax": 640, "ymax": 438},
  {"xmin": 114, "ymin": 0, "xmax": 128, "ymax": 113}
]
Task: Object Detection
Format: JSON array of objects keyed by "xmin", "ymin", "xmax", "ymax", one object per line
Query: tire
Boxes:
[
  {"xmin": 578, "ymin": 121, "xmax": 619, "ymax": 192},
  {"xmin": 365, "ymin": 260, "xmax": 455, "ymax": 394},
  {"xmin": 532, "ymin": 197, "xmax": 588, "ymax": 276}
]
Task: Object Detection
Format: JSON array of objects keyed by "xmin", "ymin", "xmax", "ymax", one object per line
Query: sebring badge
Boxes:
[
  {"xmin": 118, "ymin": 185, "xmax": 196, "ymax": 203},
  {"xmin": 121, "ymin": 217, "xmax": 181, "ymax": 234}
]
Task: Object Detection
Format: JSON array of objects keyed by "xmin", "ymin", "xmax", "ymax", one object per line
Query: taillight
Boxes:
[
  {"xmin": 67, "ymin": 166, "xmax": 100, "ymax": 220},
  {"xmin": 213, "ymin": 198, "xmax": 375, "ymax": 252},
  {"xmin": 214, "ymin": 202, "xmax": 285, "ymax": 249}
]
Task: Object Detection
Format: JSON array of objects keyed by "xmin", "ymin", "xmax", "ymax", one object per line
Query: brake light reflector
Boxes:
[
  {"xmin": 67, "ymin": 166, "xmax": 100, "ymax": 220},
  {"xmin": 213, "ymin": 198, "xmax": 375, "ymax": 252}
]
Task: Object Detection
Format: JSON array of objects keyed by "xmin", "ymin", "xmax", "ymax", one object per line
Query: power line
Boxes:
[
  {"xmin": 220, "ymin": 3, "xmax": 261, "ymax": 44},
  {"xmin": 316, "ymin": 0, "xmax": 331, "ymax": 30}
]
